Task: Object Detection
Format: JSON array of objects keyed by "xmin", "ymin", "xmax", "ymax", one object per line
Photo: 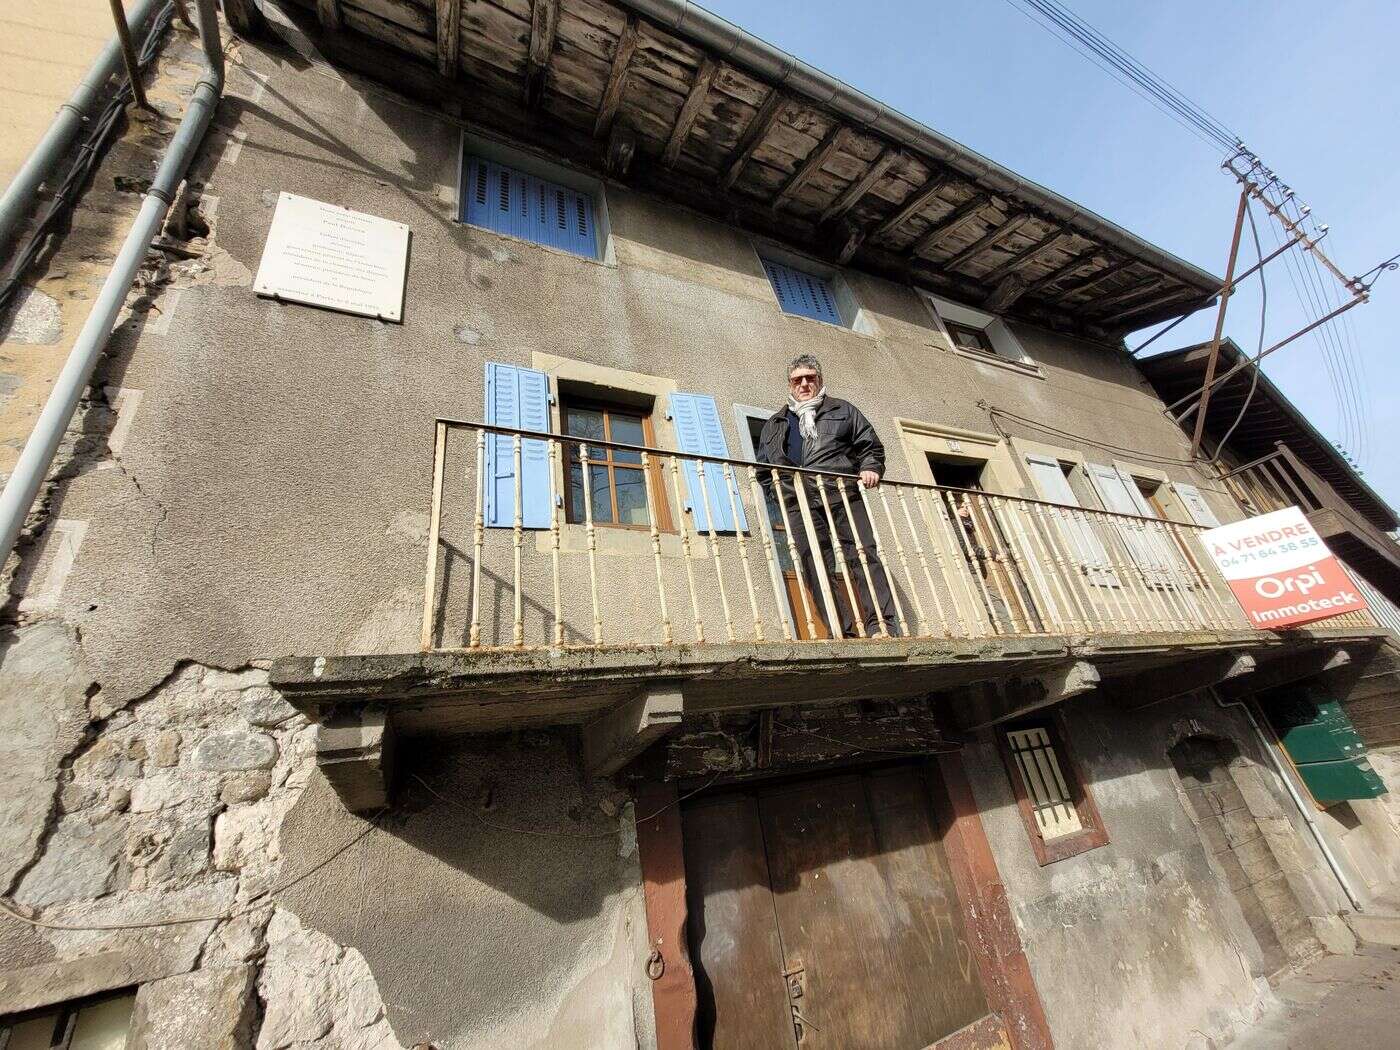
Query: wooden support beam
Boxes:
[
  {"xmin": 942, "ymin": 212, "xmax": 1033, "ymax": 272},
  {"xmin": 1022, "ymin": 248, "xmax": 1099, "ymax": 296},
  {"xmin": 1217, "ymin": 646, "xmax": 1352, "ymax": 701},
  {"xmin": 984, "ymin": 274, "xmax": 1029, "ymax": 314},
  {"xmin": 606, "ymin": 124, "xmax": 638, "ymax": 176},
  {"xmin": 719, "ymin": 89, "xmax": 786, "ymax": 190},
  {"xmin": 316, "ymin": 0, "xmax": 342, "ymax": 31},
  {"xmin": 906, "ymin": 192, "xmax": 991, "ymax": 259},
  {"xmin": 1085, "ymin": 275, "xmax": 1170, "ymax": 314},
  {"xmin": 1111, "ymin": 653, "xmax": 1257, "ymax": 711},
  {"xmin": 523, "ymin": 0, "xmax": 559, "ymax": 109},
  {"xmin": 1101, "ymin": 285, "xmax": 1201, "ymax": 325},
  {"xmin": 1051, "ymin": 258, "xmax": 1135, "ymax": 303},
  {"xmin": 583, "ymin": 688, "xmax": 684, "ymax": 777},
  {"xmin": 819, "ymin": 146, "xmax": 900, "ymax": 225},
  {"xmin": 870, "ymin": 171, "xmax": 953, "ymax": 241},
  {"xmin": 982, "ymin": 226, "xmax": 1069, "ymax": 284},
  {"xmin": 662, "ymin": 57, "xmax": 718, "ymax": 166},
  {"xmin": 435, "ymin": 0, "xmax": 461, "ymax": 79},
  {"xmin": 595, "ymin": 16, "xmax": 639, "ymax": 138},
  {"xmin": 317, "ymin": 707, "xmax": 394, "ymax": 812},
  {"xmin": 773, "ymin": 124, "xmax": 849, "ymax": 211}
]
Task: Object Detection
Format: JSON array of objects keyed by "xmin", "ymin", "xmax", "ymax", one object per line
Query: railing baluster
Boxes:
[
  {"xmin": 859, "ymin": 484, "xmax": 909, "ymax": 637},
  {"xmin": 668, "ymin": 456, "xmax": 705, "ymax": 642},
  {"xmin": 1093, "ymin": 511, "xmax": 1152, "ymax": 633},
  {"xmin": 580, "ymin": 443, "xmax": 603, "ymax": 646},
  {"xmin": 469, "ymin": 429, "xmax": 486, "ymax": 649},
  {"xmin": 1028, "ymin": 502, "xmax": 1089, "ymax": 633},
  {"xmin": 926, "ymin": 489, "xmax": 990, "ymax": 637},
  {"xmin": 816, "ymin": 478, "xmax": 867, "ymax": 639},
  {"xmin": 723, "ymin": 464, "xmax": 764, "ymax": 641},
  {"xmin": 951, "ymin": 492, "xmax": 1003, "ymax": 635},
  {"xmin": 773, "ymin": 468, "xmax": 819, "ymax": 640},
  {"xmin": 877, "ymin": 487, "xmax": 929, "ymax": 636},
  {"xmin": 512, "ymin": 434, "xmax": 525, "ymax": 647},
  {"xmin": 641, "ymin": 451, "xmax": 672, "ymax": 645},
  {"xmin": 1050, "ymin": 505, "xmax": 1106, "ymax": 633},
  {"xmin": 992, "ymin": 495, "xmax": 1054, "ymax": 634},
  {"xmin": 421, "ymin": 421, "xmax": 447, "ymax": 652},
  {"xmin": 1011, "ymin": 500, "xmax": 1073, "ymax": 633},
  {"xmin": 1082, "ymin": 509, "xmax": 1140, "ymax": 632},
  {"xmin": 794, "ymin": 474, "xmax": 844, "ymax": 638},
  {"xmin": 974, "ymin": 494, "xmax": 1036, "ymax": 634},
  {"xmin": 548, "ymin": 439, "xmax": 563, "ymax": 646},
  {"xmin": 694, "ymin": 460, "xmax": 737, "ymax": 643},
  {"xmin": 748, "ymin": 467, "xmax": 794, "ymax": 641},
  {"xmin": 898, "ymin": 488, "xmax": 949, "ymax": 637}
]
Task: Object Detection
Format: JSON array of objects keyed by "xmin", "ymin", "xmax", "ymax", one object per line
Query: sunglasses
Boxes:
[{"xmin": 789, "ymin": 373, "xmax": 821, "ymax": 386}]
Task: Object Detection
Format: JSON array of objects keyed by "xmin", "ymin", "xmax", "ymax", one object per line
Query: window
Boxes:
[
  {"xmin": 2, "ymin": 989, "xmax": 136, "ymax": 1049},
  {"xmin": 1023, "ymin": 453, "xmax": 1119, "ymax": 587},
  {"xmin": 922, "ymin": 292, "xmax": 1036, "ymax": 370},
  {"xmin": 761, "ymin": 258, "xmax": 844, "ymax": 326},
  {"xmin": 944, "ymin": 319, "xmax": 996, "ymax": 357},
  {"xmin": 998, "ymin": 717, "xmax": 1108, "ymax": 864},
  {"xmin": 462, "ymin": 155, "xmax": 599, "ymax": 260},
  {"xmin": 562, "ymin": 398, "xmax": 669, "ymax": 529}
]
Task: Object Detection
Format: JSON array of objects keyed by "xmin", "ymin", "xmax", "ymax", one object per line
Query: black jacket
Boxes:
[{"xmin": 758, "ymin": 396, "xmax": 885, "ymax": 479}]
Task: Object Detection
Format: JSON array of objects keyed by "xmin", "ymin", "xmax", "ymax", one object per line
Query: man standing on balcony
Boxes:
[{"xmin": 760, "ymin": 354, "xmax": 899, "ymax": 638}]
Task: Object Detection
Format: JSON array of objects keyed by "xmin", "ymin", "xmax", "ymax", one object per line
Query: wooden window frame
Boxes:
[
  {"xmin": 561, "ymin": 396, "xmax": 672, "ymax": 532},
  {"xmin": 997, "ymin": 711, "xmax": 1109, "ymax": 865},
  {"xmin": 0, "ymin": 987, "xmax": 136, "ymax": 1049}
]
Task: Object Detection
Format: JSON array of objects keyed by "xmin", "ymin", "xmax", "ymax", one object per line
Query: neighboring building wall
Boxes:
[
  {"xmin": 0, "ymin": 14, "xmax": 1370, "ymax": 1050},
  {"xmin": 963, "ymin": 691, "xmax": 1355, "ymax": 1050}
]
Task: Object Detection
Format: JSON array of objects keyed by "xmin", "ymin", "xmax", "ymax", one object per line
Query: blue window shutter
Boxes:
[
  {"xmin": 761, "ymin": 259, "xmax": 842, "ymax": 325},
  {"xmin": 464, "ymin": 157, "xmax": 598, "ymax": 260},
  {"xmin": 669, "ymin": 393, "xmax": 748, "ymax": 533},
  {"xmin": 483, "ymin": 362, "xmax": 552, "ymax": 528}
]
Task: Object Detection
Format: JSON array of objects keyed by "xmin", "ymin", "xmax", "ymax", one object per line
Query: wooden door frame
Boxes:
[{"xmin": 633, "ymin": 753, "xmax": 1054, "ymax": 1050}]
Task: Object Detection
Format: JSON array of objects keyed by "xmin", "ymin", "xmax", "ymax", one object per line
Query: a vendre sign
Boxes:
[{"xmin": 1201, "ymin": 506, "xmax": 1368, "ymax": 628}]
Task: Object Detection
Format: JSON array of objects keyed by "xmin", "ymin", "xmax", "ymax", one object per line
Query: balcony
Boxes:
[
  {"xmin": 1223, "ymin": 442, "xmax": 1400, "ymax": 602},
  {"xmin": 272, "ymin": 422, "xmax": 1385, "ymax": 807}
]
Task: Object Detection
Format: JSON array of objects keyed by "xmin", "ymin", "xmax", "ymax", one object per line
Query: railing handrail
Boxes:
[{"xmin": 436, "ymin": 418, "xmax": 1209, "ymax": 531}]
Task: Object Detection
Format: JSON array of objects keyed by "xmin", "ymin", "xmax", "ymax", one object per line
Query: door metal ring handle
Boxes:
[{"xmin": 646, "ymin": 949, "xmax": 665, "ymax": 980}]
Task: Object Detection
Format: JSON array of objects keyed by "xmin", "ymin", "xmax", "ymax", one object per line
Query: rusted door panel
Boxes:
[
  {"xmin": 683, "ymin": 794, "xmax": 796, "ymax": 1050},
  {"xmin": 757, "ymin": 769, "xmax": 992, "ymax": 1050}
]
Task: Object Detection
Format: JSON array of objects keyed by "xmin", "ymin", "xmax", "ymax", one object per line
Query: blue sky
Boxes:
[{"xmin": 700, "ymin": 0, "xmax": 1399, "ymax": 508}]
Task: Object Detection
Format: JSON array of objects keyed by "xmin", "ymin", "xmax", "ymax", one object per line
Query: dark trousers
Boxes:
[{"xmin": 788, "ymin": 488, "xmax": 898, "ymax": 638}]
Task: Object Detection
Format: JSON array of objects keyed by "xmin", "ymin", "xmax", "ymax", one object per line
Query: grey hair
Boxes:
[{"xmin": 788, "ymin": 354, "xmax": 822, "ymax": 379}]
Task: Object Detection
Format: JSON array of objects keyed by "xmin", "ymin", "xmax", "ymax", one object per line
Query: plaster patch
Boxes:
[
  {"xmin": 18, "ymin": 519, "xmax": 88, "ymax": 614},
  {"xmin": 3, "ymin": 286, "xmax": 63, "ymax": 344},
  {"xmin": 96, "ymin": 387, "xmax": 144, "ymax": 469}
]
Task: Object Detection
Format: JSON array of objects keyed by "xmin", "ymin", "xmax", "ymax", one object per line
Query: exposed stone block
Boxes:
[
  {"xmin": 129, "ymin": 965, "xmax": 257, "ymax": 1050},
  {"xmin": 316, "ymin": 708, "xmax": 394, "ymax": 812},
  {"xmin": 150, "ymin": 729, "xmax": 182, "ymax": 767},
  {"xmin": 221, "ymin": 771, "xmax": 273, "ymax": 804},
  {"xmin": 240, "ymin": 687, "xmax": 299, "ymax": 728},
  {"xmin": 193, "ymin": 730, "xmax": 279, "ymax": 771},
  {"xmin": 14, "ymin": 816, "xmax": 122, "ymax": 907}
]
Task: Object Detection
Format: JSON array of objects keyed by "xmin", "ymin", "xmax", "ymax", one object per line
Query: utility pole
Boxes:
[{"xmin": 1189, "ymin": 188, "xmax": 1249, "ymax": 458}]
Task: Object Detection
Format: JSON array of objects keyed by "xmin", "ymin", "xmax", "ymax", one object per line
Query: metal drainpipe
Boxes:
[
  {"xmin": 0, "ymin": 0, "xmax": 224, "ymax": 569},
  {"xmin": 0, "ymin": 0, "xmax": 168, "ymax": 258},
  {"xmin": 1214, "ymin": 689, "xmax": 1365, "ymax": 912}
]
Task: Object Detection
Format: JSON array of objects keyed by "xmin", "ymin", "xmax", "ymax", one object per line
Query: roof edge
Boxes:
[{"xmin": 618, "ymin": 0, "xmax": 1223, "ymax": 297}]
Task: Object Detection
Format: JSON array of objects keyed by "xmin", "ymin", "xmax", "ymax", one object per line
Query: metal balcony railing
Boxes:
[{"xmin": 418, "ymin": 421, "xmax": 1372, "ymax": 651}]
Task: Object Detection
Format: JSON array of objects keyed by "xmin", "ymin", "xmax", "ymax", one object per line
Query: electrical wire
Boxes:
[{"xmin": 984, "ymin": 405, "xmax": 1204, "ymax": 467}]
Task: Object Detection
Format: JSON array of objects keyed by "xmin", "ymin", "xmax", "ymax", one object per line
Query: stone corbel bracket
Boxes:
[{"xmin": 316, "ymin": 705, "xmax": 394, "ymax": 812}]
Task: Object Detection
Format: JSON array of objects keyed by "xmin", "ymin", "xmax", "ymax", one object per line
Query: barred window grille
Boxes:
[{"xmin": 1006, "ymin": 727, "xmax": 1084, "ymax": 841}]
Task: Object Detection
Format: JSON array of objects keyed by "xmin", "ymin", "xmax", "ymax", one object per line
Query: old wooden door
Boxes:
[{"xmin": 683, "ymin": 765, "xmax": 1008, "ymax": 1050}]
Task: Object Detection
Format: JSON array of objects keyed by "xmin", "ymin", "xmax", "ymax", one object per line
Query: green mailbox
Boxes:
[{"xmin": 1265, "ymin": 690, "xmax": 1387, "ymax": 804}]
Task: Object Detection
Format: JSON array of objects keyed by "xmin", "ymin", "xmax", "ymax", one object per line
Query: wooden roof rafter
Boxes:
[
  {"xmin": 981, "ymin": 225, "xmax": 1070, "ymax": 285},
  {"xmin": 661, "ymin": 55, "xmax": 718, "ymax": 166},
  {"xmin": 773, "ymin": 124, "xmax": 851, "ymax": 212},
  {"xmin": 820, "ymin": 146, "xmax": 901, "ymax": 226},
  {"xmin": 1084, "ymin": 275, "xmax": 1173, "ymax": 314},
  {"xmin": 942, "ymin": 212, "xmax": 1033, "ymax": 273},
  {"xmin": 523, "ymin": 0, "xmax": 559, "ymax": 109},
  {"xmin": 719, "ymin": 88, "xmax": 787, "ymax": 190},
  {"xmin": 906, "ymin": 193, "xmax": 992, "ymax": 260},
  {"xmin": 594, "ymin": 15, "xmax": 639, "ymax": 138},
  {"xmin": 1049, "ymin": 258, "xmax": 1136, "ymax": 303}
]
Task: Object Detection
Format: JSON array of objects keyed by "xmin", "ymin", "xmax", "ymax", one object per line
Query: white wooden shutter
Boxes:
[
  {"xmin": 1174, "ymin": 483, "xmax": 1222, "ymax": 527},
  {"xmin": 1085, "ymin": 465, "xmax": 1177, "ymax": 587},
  {"xmin": 1024, "ymin": 454, "xmax": 1118, "ymax": 586}
]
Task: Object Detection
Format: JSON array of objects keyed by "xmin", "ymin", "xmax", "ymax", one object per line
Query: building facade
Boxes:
[{"xmin": 1, "ymin": 3, "xmax": 1397, "ymax": 1049}]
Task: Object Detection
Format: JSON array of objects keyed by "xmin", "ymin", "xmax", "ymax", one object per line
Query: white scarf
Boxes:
[{"xmin": 787, "ymin": 386, "xmax": 826, "ymax": 444}]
